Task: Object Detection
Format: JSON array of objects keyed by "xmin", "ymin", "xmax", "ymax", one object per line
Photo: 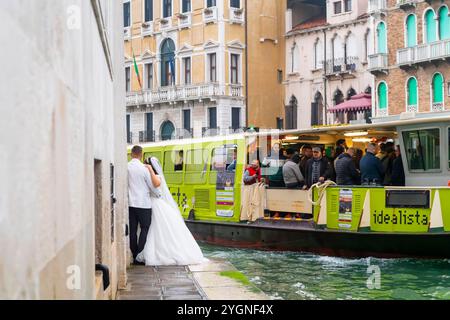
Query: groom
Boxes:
[{"xmin": 128, "ymin": 145, "xmax": 161, "ymax": 265}]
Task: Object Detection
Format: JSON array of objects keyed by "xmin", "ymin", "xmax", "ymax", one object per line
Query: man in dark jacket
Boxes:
[
  {"xmin": 335, "ymin": 147, "xmax": 360, "ymax": 185},
  {"xmin": 391, "ymin": 145, "xmax": 405, "ymax": 186},
  {"xmin": 360, "ymin": 143, "xmax": 384, "ymax": 185},
  {"xmin": 305, "ymin": 147, "xmax": 334, "ymax": 188}
]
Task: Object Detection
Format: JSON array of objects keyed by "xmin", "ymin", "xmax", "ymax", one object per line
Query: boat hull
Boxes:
[{"xmin": 186, "ymin": 220, "xmax": 450, "ymax": 259}]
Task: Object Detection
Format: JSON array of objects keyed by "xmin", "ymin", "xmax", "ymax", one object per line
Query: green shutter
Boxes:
[
  {"xmin": 377, "ymin": 22, "xmax": 387, "ymax": 54},
  {"xmin": 439, "ymin": 6, "xmax": 450, "ymax": 40},
  {"xmin": 407, "ymin": 78, "xmax": 418, "ymax": 105},
  {"xmin": 425, "ymin": 10, "xmax": 437, "ymax": 43},
  {"xmin": 432, "ymin": 73, "xmax": 444, "ymax": 103},
  {"xmin": 406, "ymin": 15, "xmax": 417, "ymax": 47},
  {"xmin": 378, "ymin": 82, "xmax": 387, "ymax": 110}
]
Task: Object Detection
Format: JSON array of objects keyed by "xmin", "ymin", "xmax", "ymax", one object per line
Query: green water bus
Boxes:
[{"xmin": 128, "ymin": 113, "xmax": 450, "ymax": 258}]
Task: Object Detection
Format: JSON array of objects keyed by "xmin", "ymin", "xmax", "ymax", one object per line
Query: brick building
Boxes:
[{"xmin": 368, "ymin": 0, "xmax": 450, "ymax": 118}]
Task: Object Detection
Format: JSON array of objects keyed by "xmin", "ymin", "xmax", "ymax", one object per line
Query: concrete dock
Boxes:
[{"xmin": 117, "ymin": 259, "xmax": 269, "ymax": 300}]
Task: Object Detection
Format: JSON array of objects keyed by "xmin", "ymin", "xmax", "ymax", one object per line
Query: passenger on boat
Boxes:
[
  {"xmin": 379, "ymin": 142, "xmax": 395, "ymax": 185},
  {"xmin": 282, "ymin": 149, "xmax": 305, "ymax": 189},
  {"xmin": 227, "ymin": 150, "xmax": 237, "ymax": 172},
  {"xmin": 334, "ymin": 147, "xmax": 360, "ymax": 186},
  {"xmin": 390, "ymin": 145, "xmax": 406, "ymax": 186},
  {"xmin": 174, "ymin": 150, "xmax": 184, "ymax": 171},
  {"xmin": 304, "ymin": 147, "xmax": 334, "ymax": 188},
  {"xmin": 360, "ymin": 143, "xmax": 385, "ymax": 185},
  {"xmin": 299, "ymin": 144, "xmax": 313, "ymax": 178},
  {"xmin": 262, "ymin": 143, "xmax": 286, "ymax": 188},
  {"xmin": 244, "ymin": 159, "xmax": 262, "ymax": 185}
]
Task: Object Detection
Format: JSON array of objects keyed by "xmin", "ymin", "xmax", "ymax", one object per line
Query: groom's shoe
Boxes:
[{"xmin": 133, "ymin": 260, "xmax": 145, "ymax": 266}]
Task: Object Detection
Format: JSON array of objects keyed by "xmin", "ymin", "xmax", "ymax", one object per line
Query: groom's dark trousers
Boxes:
[{"xmin": 129, "ymin": 207, "xmax": 152, "ymax": 261}]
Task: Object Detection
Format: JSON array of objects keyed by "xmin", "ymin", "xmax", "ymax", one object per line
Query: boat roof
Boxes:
[{"xmin": 129, "ymin": 113, "xmax": 450, "ymax": 150}]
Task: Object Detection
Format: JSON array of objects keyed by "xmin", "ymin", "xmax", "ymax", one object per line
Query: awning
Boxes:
[{"xmin": 328, "ymin": 93, "xmax": 372, "ymax": 113}]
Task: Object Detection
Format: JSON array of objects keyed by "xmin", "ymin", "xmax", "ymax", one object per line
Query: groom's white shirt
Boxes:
[{"xmin": 128, "ymin": 158, "xmax": 158, "ymax": 209}]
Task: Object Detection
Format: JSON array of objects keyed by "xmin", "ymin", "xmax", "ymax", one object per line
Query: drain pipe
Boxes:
[{"xmin": 323, "ymin": 29, "xmax": 328, "ymax": 126}]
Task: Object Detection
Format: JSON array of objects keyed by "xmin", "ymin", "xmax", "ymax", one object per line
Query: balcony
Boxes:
[
  {"xmin": 141, "ymin": 22, "xmax": 153, "ymax": 36},
  {"xmin": 396, "ymin": 0, "xmax": 420, "ymax": 9},
  {"xmin": 432, "ymin": 102, "xmax": 445, "ymax": 112},
  {"xmin": 175, "ymin": 128, "xmax": 194, "ymax": 139},
  {"xmin": 407, "ymin": 104, "xmax": 418, "ymax": 113},
  {"xmin": 203, "ymin": 7, "xmax": 218, "ymax": 24},
  {"xmin": 368, "ymin": 0, "xmax": 387, "ymax": 15},
  {"xmin": 368, "ymin": 53, "xmax": 389, "ymax": 74},
  {"xmin": 126, "ymin": 83, "xmax": 243, "ymax": 107},
  {"xmin": 124, "ymin": 27, "xmax": 131, "ymax": 40},
  {"xmin": 229, "ymin": 8, "xmax": 244, "ymax": 24},
  {"xmin": 159, "ymin": 17, "xmax": 172, "ymax": 31},
  {"xmin": 178, "ymin": 13, "xmax": 191, "ymax": 29},
  {"xmin": 323, "ymin": 57, "xmax": 359, "ymax": 77},
  {"xmin": 139, "ymin": 131, "xmax": 155, "ymax": 143},
  {"xmin": 397, "ymin": 39, "xmax": 450, "ymax": 68}
]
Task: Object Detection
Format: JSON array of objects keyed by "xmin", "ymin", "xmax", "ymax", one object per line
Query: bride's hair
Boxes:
[{"xmin": 145, "ymin": 157, "xmax": 160, "ymax": 175}]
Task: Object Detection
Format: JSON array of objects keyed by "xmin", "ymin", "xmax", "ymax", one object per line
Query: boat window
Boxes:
[
  {"xmin": 186, "ymin": 149, "xmax": 208, "ymax": 172},
  {"xmin": 211, "ymin": 147, "xmax": 237, "ymax": 171},
  {"xmin": 163, "ymin": 150, "xmax": 183, "ymax": 172},
  {"xmin": 402, "ymin": 128, "xmax": 440, "ymax": 171}
]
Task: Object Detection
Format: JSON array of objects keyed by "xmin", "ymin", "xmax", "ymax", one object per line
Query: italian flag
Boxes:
[{"xmin": 132, "ymin": 49, "xmax": 142, "ymax": 90}]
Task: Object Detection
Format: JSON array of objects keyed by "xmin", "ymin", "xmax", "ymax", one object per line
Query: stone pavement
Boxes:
[
  {"xmin": 117, "ymin": 259, "xmax": 269, "ymax": 300},
  {"xmin": 117, "ymin": 265, "xmax": 207, "ymax": 300}
]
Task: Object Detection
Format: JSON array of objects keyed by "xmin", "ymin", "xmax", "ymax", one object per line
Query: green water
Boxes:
[{"xmin": 200, "ymin": 244, "xmax": 450, "ymax": 300}]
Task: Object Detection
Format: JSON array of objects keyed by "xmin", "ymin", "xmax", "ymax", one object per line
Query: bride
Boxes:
[{"xmin": 136, "ymin": 157, "xmax": 206, "ymax": 266}]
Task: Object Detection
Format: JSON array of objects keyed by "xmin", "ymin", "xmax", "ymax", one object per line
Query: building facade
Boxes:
[
  {"xmin": 125, "ymin": 0, "xmax": 286, "ymax": 143},
  {"xmin": 0, "ymin": 0, "xmax": 128, "ymax": 299},
  {"xmin": 285, "ymin": 0, "xmax": 374, "ymax": 129},
  {"xmin": 368, "ymin": 0, "xmax": 450, "ymax": 119}
]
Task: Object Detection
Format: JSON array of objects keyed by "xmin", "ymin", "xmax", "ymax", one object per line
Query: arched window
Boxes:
[
  {"xmin": 290, "ymin": 42, "xmax": 299, "ymax": 73},
  {"xmin": 161, "ymin": 121, "xmax": 175, "ymax": 141},
  {"xmin": 311, "ymin": 92, "xmax": 324, "ymax": 126},
  {"xmin": 432, "ymin": 73, "xmax": 444, "ymax": 111},
  {"xmin": 376, "ymin": 22, "xmax": 387, "ymax": 54},
  {"xmin": 160, "ymin": 38, "xmax": 176, "ymax": 86},
  {"xmin": 377, "ymin": 82, "xmax": 388, "ymax": 111},
  {"xmin": 347, "ymin": 88, "xmax": 357, "ymax": 100},
  {"xmin": 439, "ymin": 6, "xmax": 450, "ymax": 40},
  {"xmin": 333, "ymin": 89, "xmax": 344, "ymax": 124},
  {"xmin": 406, "ymin": 14, "xmax": 417, "ymax": 47},
  {"xmin": 406, "ymin": 77, "xmax": 418, "ymax": 112},
  {"xmin": 314, "ymin": 39, "xmax": 323, "ymax": 69},
  {"xmin": 286, "ymin": 95, "xmax": 298, "ymax": 129},
  {"xmin": 424, "ymin": 9, "xmax": 437, "ymax": 43}
]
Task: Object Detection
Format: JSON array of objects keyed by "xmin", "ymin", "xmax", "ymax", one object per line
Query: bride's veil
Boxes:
[{"xmin": 150, "ymin": 157, "xmax": 183, "ymax": 215}]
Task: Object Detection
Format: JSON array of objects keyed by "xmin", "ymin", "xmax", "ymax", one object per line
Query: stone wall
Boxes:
[{"xmin": 0, "ymin": 0, "xmax": 127, "ymax": 299}]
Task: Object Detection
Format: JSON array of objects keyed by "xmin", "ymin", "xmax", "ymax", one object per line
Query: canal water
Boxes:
[{"xmin": 200, "ymin": 244, "xmax": 450, "ymax": 300}]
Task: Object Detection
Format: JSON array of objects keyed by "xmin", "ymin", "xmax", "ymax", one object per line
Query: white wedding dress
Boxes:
[{"xmin": 136, "ymin": 158, "xmax": 206, "ymax": 266}]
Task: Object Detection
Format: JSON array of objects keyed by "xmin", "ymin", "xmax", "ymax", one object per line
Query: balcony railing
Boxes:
[
  {"xmin": 368, "ymin": 53, "xmax": 388, "ymax": 72},
  {"xmin": 159, "ymin": 17, "xmax": 172, "ymax": 31},
  {"xmin": 323, "ymin": 57, "xmax": 359, "ymax": 76},
  {"xmin": 139, "ymin": 131, "xmax": 155, "ymax": 143},
  {"xmin": 203, "ymin": 7, "xmax": 218, "ymax": 24},
  {"xmin": 202, "ymin": 127, "xmax": 221, "ymax": 137},
  {"xmin": 368, "ymin": 0, "xmax": 387, "ymax": 14},
  {"xmin": 141, "ymin": 22, "xmax": 153, "ymax": 36},
  {"xmin": 178, "ymin": 13, "xmax": 191, "ymax": 29},
  {"xmin": 175, "ymin": 128, "xmax": 194, "ymax": 139},
  {"xmin": 124, "ymin": 27, "xmax": 131, "ymax": 40},
  {"xmin": 229, "ymin": 8, "xmax": 244, "ymax": 24},
  {"xmin": 407, "ymin": 104, "xmax": 418, "ymax": 113},
  {"xmin": 126, "ymin": 83, "xmax": 243, "ymax": 107},
  {"xmin": 397, "ymin": 39, "xmax": 450, "ymax": 66},
  {"xmin": 397, "ymin": 0, "xmax": 420, "ymax": 9},
  {"xmin": 432, "ymin": 102, "xmax": 445, "ymax": 112}
]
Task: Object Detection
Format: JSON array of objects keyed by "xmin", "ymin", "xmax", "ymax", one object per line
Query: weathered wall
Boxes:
[{"xmin": 0, "ymin": 0, "xmax": 127, "ymax": 299}]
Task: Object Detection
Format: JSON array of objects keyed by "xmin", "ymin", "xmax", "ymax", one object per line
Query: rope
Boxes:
[{"xmin": 307, "ymin": 180, "xmax": 337, "ymax": 206}]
